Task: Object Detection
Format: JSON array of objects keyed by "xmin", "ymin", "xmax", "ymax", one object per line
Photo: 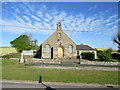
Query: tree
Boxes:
[
  {"xmin": 10, "ymin": 34, "xmax": 37, "ymax": 53},
  {"xmin": 105, "ymin": 48, "xmax": 112, "ymax": 55},
  {"xmin": 97, "ymin": 49, "xmax": 113, "ymax": 62},
  {"xmin": 114, "ymin": 31, "xmax": 120, "ymax": 52}
]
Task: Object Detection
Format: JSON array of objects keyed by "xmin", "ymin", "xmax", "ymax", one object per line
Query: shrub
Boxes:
[
  {"xmin": 112, "ymin": 53, "xmax": 120, "ymax": 61},
  {"xmin": 2, "ymin": 53, "xmax": 21, "ymax": 59},
  {"xmin": 81, "ymin": 52, "xmax": 94, "ymax": 61},
  {"xmin": 2, "ymin": 55, "xmax": 11, "ymax": 59},
  {"xmin": 97, "ymin": 51, "xmax": 112, "ymax": 62}
]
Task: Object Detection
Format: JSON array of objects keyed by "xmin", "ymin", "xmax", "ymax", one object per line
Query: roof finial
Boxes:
[{"xmin": 58, "ymin": 20, "xmax": 61, "ymax": 23}]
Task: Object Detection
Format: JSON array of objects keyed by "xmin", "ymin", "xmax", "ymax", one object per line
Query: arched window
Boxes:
[
  {"xmin": 57, "ymin": 33, "xmax": 61, "ymax": 42},
  {"xmin": 58, "ymin": 33, "xmax": 61, "ymax": 38},
  {"xmin": 68, "ymin": 45, "xmax": 73, "ymax": 53},
  {"xmin": 45, "ymin": 45, "xmax": 50, "ymax": 52}
]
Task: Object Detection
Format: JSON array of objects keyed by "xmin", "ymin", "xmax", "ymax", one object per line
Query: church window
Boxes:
[
  {"xmin": 77, "ymin": 51, "xmax": 79, "ymax": 55},
  {"xmin": 45, "ymin": 45, "xmax": 50, "ymax": 52},
  {"xmin": 58, "ymin": 33, "xmax": 61, "ymax": 38},
  {"xmin": 68, "ymin": 45, "xmax": 73, "ymax": 53}
]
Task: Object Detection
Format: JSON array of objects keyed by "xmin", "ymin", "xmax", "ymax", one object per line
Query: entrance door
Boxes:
[
  {"xmin": 58, "ymin": 47, "xmax": 63, "ymax": 58},
  {"xmin": 51, "ymin": 47, "xmax": 53, "ymax": 59}
]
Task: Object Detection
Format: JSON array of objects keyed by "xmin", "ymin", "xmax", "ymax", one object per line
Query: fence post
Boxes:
[{"xmin": 39, "ymin": 75, "xmax": 42, "ymax": 83}]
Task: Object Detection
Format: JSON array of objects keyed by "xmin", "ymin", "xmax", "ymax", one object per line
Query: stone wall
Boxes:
[
  {"xmin": 26, "ymin": 59, "xmax": 79, "ymax": 64},
  {"xmin": 4, "ymin": 58, "xmax": 119, "ymax": 66},
  {"xmin": 26, "ymin": 58, "xmax": 60, "ymax": 64},
  {"xmin": 25, "ymin": 59, "xmax": 119, "ymax": 66},
  {"xmin": 81, "ymin": 60, "xmax": 119, "ymax": 66}
]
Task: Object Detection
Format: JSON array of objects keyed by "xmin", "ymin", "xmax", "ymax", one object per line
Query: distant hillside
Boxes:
[
  {"xmin": 0, "ymin": 47, "xmax": 17, "ymax": 56},
  {"xmin": 95, "ymin": 48, "xmax": 118, "ymax": 51}
]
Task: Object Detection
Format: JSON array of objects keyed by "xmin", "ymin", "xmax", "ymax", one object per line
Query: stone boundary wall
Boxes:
[
  {"xmin": 81, "ymin": 60, "xmax": 119, "ymax": 66},
  {"xmin": 1, "ymin": 58, "xmax": 119, "ymax": 66},
  {"xmin": 60, "ymin": 59, "xmax": 79, "ymax": 63},
  {"xmin": 26, "ymin": 59, "xmax": 119, "ymax": 66},
  {"xmin": 26, "ymin": 58, "xmax": 60, "ymax": 64}
]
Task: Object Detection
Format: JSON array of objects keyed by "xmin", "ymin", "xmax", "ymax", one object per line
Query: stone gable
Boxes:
[{"xmin": 41, "ymin": 21, "xmax": 76, "ymax": 59}]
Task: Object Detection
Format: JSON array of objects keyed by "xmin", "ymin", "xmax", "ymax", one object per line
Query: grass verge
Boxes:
[{"xmin": 2, "ymin": 59, "xmax": 119, "ymax": 85}]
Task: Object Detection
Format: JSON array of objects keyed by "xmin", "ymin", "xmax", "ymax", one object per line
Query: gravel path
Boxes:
[{"xmin": 27, "ymin": 66, "xmax": 119, "ymax": 71}]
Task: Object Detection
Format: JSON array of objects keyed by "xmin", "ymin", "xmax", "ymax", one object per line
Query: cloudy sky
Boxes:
[{"xmin": 1, "ymin": 2, "xmax": 119, "ymax": 49}]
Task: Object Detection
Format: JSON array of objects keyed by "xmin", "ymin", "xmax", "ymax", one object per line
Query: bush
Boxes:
[
  {"xmin": 2, "ymin": 53, "xmax": 21, "ymax": 59},
  {"xmin": 81, "ymin": 52, "xmax": 94, "ymax": 61},
  {"xmin": 97, "ymin": 51, "xmax": 112, "ymax": 62},
  {"xmin": 2, "ymin": 55, "xmax": 11, "ymax": 59},
  {"xmin": 112, "ymin": 53, "xmax": 120, "ymax": 61}
]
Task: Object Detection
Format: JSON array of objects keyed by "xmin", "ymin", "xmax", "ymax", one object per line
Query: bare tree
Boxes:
[{"xmin": 114, "ymin": 31, "xmax": 120, "ymax": 52}]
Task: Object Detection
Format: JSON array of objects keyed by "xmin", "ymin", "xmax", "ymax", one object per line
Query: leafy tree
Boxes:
[
  {"xmin": 114, "ymin": 31, "xmax": 120, "ymax": 52},
  {"xmin": 10, "ymin": 34, "xmax": 38, "ymax": 53},
  {"xmin": 105, "ymin": 48, "xmax": 112, "ymax": 55}
]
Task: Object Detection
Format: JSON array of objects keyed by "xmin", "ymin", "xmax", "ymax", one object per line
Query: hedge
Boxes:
[{"xmin": 81, "ymin": 52, "xmax": 94, "ymax": 61}]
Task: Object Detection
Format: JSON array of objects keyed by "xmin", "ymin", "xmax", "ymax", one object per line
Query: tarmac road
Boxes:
[{"xmin": 2, "ymin": 80, "xmax": 119, "ymax": 88}]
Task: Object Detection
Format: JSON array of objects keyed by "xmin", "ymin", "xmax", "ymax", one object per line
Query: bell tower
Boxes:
[{"xmin": 57, "ymin": 20, "xmax": 62, "ymax": 31}]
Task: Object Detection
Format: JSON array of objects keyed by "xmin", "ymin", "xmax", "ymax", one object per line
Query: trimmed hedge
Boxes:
[{"xmin": 81, "ymin": 52, "xmax": 94, "ymax": 61}]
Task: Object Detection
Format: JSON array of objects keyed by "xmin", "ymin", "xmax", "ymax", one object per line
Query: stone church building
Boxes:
[{"xmin": 39, "ymin": 21, "xmax": 97, "ymax": 59}]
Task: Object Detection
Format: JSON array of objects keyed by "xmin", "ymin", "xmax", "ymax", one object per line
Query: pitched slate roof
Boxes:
[{"xmin": 76, "ymin": 44, "xmax": 95, "ymax": 51}]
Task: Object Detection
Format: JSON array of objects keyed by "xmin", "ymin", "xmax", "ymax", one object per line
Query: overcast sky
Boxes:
[{"xmin": 1, "ymin": 2, "xmax": 119, "ymax": 49}]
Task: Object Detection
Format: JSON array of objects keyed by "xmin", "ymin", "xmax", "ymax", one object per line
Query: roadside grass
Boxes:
[
  {"xmin": 2, "ymin": 59, "xmax": 119, "ymax": 85},
  {"xmin": 0, "ymin": 47, "xmax": 17, "ymax": 56}
]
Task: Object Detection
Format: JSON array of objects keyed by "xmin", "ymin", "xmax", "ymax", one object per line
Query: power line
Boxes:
[
  {"xmin": 1, "ymin": 24, "xmax": 55, "ymax": 30},
  {"xmin": 0, "ymin": 24, "xmax": 92, "ymax": 32}
]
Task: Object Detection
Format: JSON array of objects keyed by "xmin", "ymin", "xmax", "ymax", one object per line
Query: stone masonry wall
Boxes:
[
  {"xmin": 41, "ymin": 25, "xmax": 76, "ymax": 59},
  {"xmin": 4, "ymin": 58, "xmax": 119, "ymax": 66},
  {"xmin": 26, "ymin": 58, "xmax": 60, "ymax": 64},
  {"xmin": 25, "ymin": 59, "xmax": 119, "ymax": 66},
  {"xmin": 81, "ymin": 60, "xmax": 119, "ymax": 66}
]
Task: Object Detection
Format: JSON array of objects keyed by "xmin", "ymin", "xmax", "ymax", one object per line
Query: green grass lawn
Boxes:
[
  {"xmin": 2, "ymin": 59, "xmax": 119, "ymax": 85},
  {"xmin": 0, "ymin": 47, "xmax": 17, "ymax": 56}
]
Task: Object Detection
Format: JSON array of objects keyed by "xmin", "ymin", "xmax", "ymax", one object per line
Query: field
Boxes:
[
  {"xmin": 96, "ymin": 48, "xmax": 118, "ymax": 51},
  {"xmin": 0, "ymin": 47, "xmax": 17, "ymax": 56},
  {"xmin": 2, "ymin": 59, "xmax": 119, "ymax": 85}
]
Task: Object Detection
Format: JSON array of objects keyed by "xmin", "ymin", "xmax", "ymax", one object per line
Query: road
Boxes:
[{"xmin": 2, "ymin": 80, "xmax": 119, "ymax": 89}]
